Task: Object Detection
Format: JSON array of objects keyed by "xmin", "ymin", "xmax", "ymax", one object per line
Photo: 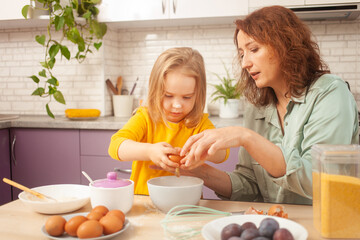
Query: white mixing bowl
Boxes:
[
  {"xmin": 147, "ymin": 176, "xmax": 204, "ymax": 213},
  {"xmin": 18, "ymin": 184, "xmax": 90, "ymax": 214}
]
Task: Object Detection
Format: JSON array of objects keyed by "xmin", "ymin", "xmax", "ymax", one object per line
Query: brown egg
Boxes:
[
  {"xmin": 77, "ymin": 220, "xmax": 103, "ymax": 239},
  {"xmin": 87, "ymin": 211, "xmax": 104, "ymax": 221},
  {"xmin": 100, "ymin": 215, "xmax": 124, "ymax": 235},
  {"xmin": 65, "ymin": 215, "xmax": 87, "ymax": 237},
  {"xmin": 106, "ymin": 209, "xmax": 125, "ymax": 223},
  {"xmin": 168, "ymin": 154, "xmax": 184, "ymax": 163},
  {"xmin": 91, "ymin": 205, "xmax": 109, "ymax": 216},
  {"xmin": 45, "ymin": 215, "xmax": 66, "ymax": 237}
]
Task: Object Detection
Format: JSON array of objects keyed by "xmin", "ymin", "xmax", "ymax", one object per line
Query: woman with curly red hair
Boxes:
[{"xmin": 179, "ymin": 6, "xmax": 358, "ymax": 204}]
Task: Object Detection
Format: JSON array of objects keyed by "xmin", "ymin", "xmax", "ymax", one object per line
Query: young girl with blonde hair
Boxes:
[{"xmin": 108, "ymin": 47, "xmax": 229, "ymax": 195}]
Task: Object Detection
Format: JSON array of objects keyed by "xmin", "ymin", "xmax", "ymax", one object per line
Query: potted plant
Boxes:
[
  {"xmin": 210, "ymin": 63, "xmax": 242, "ymax": 118},
  {"xmin": 21, "ymin": 0, "xmax": 107, "ymax": 118}
]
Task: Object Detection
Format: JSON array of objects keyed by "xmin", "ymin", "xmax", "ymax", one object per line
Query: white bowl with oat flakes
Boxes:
[{"xmin": 18, "ymin": 184, "xmax": 90, "ymax": 214}]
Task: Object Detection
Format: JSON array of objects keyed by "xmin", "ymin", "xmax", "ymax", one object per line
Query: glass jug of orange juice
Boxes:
[{"xmin": 312, "ymin": 144, "xmax": 360, "ymax": 239}]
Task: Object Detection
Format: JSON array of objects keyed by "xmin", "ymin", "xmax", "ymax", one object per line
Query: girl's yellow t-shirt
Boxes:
[{"xmin": 108, "ymin": 107, "xmax": 229, "ymax": 195}]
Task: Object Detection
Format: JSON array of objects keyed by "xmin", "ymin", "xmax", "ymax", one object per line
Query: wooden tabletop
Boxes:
[{"xmin": 0, "ymin": 195, "xmax": 323, "ymax": 240}]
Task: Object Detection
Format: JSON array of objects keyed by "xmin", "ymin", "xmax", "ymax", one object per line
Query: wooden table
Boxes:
[{"xmin": 0, "ymin": 195, "xmax": 323, "ymax": 239}]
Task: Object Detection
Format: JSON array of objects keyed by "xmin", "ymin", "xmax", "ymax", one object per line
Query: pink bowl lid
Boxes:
[{"xmin": 92, "ymin": 172, "xmax": 131, "ymax": 188}]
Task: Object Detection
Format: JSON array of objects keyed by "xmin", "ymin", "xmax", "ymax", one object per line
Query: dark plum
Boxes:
[
  {"xmin": 273, "ymin": 228, "xmax": 295, "ymax": 240},
  {"xmin": 240, "ymin": 221, "xmax": 257, "ymax": 231},
  {"xmin": 221, "ymin": 223, "xmax": 243, "ymax": 240},
  {"xmin": 253, "ymin": 237, "xmax": 271, "ymax": 240},
  {"xmin": 258, "ymin": 217, "xmax": 279, "ymax": 238},
  {"xmin": 240, "ymin": 228, "xmax": 260, "ymax": 240}
]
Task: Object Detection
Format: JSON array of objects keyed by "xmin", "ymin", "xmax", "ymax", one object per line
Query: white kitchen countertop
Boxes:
[{"xmin": 0, "ymin": 114, "xmax": 243, "ymax": 130}]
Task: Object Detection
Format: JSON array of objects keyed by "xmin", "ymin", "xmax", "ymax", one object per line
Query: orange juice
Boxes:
[
  {"xmin": 312, "ymin": 144, "xmax": 360, "ymax": 239},
  {"xmin": 313, "ymin": 172, "xmax": 360, "ymax": 238}
]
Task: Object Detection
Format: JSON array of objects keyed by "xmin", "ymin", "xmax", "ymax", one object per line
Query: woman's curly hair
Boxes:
[{"xmin": 234, "ymin": 5, "xmax": 330, "ymax": 107}]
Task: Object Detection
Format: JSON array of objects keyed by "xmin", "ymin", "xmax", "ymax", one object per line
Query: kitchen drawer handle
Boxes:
[
  {"xmin": 162, "ymin": 0, "xmax": 166, "ymax": 14},
  {"xmin": 11, "ymin": 135, "xmax": 17, "ymax": 166},
  {"xmin": 114, "ymin": 168, "xmax": 132, "ymax": 174},
  {"xmin": 173, "ymin": 0, "xmax": 177, "ymax": 14}
]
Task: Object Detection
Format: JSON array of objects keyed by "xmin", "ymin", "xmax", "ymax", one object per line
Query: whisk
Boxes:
[{"xmin": 160, "ymin": 205, "xmax": 232, "ymax": 240}]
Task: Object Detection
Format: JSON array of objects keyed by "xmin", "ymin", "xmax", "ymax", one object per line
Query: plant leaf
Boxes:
[
  {"xmin": 30, "ymin": 75, "xmax": 40, "ymax": 83},
  {"xmin": 49, "ymin": 44, "xmax": 60, "ymax": 59},
  {"xmin": 53, "ymin": 3, "xmax": 62, "ymax": 13},
  {"xmin": 88, "ymin": 0, "xmax": 101, "ymax": 4},
  {"xmin": 64, "ymin": 6, "xmax": 74, "ymax": 27},
  {"xmin": 48, "ymin": 57, "xmax": 56, "ymax": 69},
  {"xmin": 22, "ymin": 5, "xmax": 30, "ymax": 19},
  {"xmin": 39, "ymin": 69, "xmax": 46, "ymax": 77},
  {"xmin": 82, "ymin": 10, "xmax": 92, "ymax": 19},
  {"xmin": 47, "ymin": 77, "xmax": 58, "ymax": 86},
  {"xmin": 35, "ymin": 35, "xmax": 46, "ymax": 46},
  {"xmin": 91, "ymin": 20, "xmax": 107, "ymax": 39},
  {"xmin": 48, "ymin": 85, "xmax": 56, "ymax": 95},
  {"xmin": 53, "ymin": 90, "xmax": 66, "ymax": 104},
  {"xmin": 40, "ymin": 61, "xmax": 48, "ymax": 68},
  {"xmin": 46, "ymin": 104, "xmax": 55, "ymax": 119},
  {"xmin": 67, "ymin": 27, "xmax": 81, "ymax": 44},
  {"xmin": 60, "ymin": 45, "xmax": 71, "ymax": 60},
  {"xmin": 91, "ymin": 6, "xmax": 99, "ymax": 16},
  {"xmin": 31, "ymin": 87, "xmax": 45, "ymax": 96},
  {"xmin": 54, "ymin": 16, "xmax": 65, "ymax": 31},
  {"xmin": 77, "ymin": 38, "xmax": 85, "ymax": 52},
  {"xmin": 71, "ymin": 0, "xmax": 78, "ymax": 9},
  {"xmin": 94, "ymin": 42, "xmax": 102, "ymax": 50},
  {"xmin": 77, "ymin": 54, "xmax": 86, "ymax": 60}
]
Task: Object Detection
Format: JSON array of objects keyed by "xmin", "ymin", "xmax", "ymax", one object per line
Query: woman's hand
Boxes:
[
  {"xmin": 180, "ymin": 127, "xmax": 241, "ymax": 169},
  {"xmin": 148, "ymin": 142, "xmax": 180, "ymax": 172},
  {"xmin": 148, "ymin": 162, "xmax": 203, "ymax": 177}
]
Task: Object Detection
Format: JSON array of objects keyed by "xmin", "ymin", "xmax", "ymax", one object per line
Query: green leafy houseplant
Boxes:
[
  {"xmin": 22, "ymin": 0, "xmax": 107, "ymax": 118},
  {"xmin": 210, "ymin": 64, "xmax": 241, "ymax": 105}
]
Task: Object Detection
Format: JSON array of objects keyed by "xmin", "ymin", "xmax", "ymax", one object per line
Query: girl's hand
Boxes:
[{"xmin": 148, "ymin": 142, "xmax": 180, "ymax": 172}]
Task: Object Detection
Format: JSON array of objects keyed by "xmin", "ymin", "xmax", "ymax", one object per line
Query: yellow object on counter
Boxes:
[
  {"xmin": 313, "ymin": 172, "xmax": 360, "ymax": 238},
  {"xmin": 65, "ymin": 109, "xmax": 101, "ymax": 118}
]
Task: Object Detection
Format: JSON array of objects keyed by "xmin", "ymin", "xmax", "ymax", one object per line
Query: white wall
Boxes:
[{"xmin": 0, "ymin": 19, "xmax": 359, "ymax": 116}]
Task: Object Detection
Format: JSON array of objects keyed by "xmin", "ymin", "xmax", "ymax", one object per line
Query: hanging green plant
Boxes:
[{"xmin": 22, "ymin": 0, "xmax": 107, "ymax": 118}]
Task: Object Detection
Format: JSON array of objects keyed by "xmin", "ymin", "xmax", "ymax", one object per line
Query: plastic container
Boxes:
[
  {"xmin": 311, "ymin": 144, "xmax": 360, "ymax": 239},
  {"xmin": 90, "ymin": 172, "xmax": 134, "ymax": 214}
]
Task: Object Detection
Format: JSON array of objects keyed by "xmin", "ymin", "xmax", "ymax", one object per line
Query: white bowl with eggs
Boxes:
[
  {"xmin": 18, "ymin": 184, "xmax": 90, "ymax": 214},
  {"xmin": 147, "ymin": 176, "xmax": 204, "ymax": 213}
]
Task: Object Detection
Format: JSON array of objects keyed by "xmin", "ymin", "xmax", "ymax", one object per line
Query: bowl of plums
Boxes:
[{"xmin": 202, "ymin": 206, "xmax": 308, "ymax": 240}]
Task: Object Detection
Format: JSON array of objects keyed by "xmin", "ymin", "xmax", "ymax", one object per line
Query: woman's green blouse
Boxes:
[{"xmin": 222, "ymin": 74, "xmax": 359, "ymax": 205}]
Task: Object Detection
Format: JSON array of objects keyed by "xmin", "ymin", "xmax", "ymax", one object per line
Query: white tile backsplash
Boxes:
[{"xmin": 0, "ymin": 19, "xmax": 360, "ymax": 116}]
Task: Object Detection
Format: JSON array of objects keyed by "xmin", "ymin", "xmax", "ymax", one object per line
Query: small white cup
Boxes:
[
  {"xmin": 89, "ymin": 180, "xmax": 134, "ymax": 214},
  {"xmin": 113, "ymin": 95, "xmax": 134, "ymax": 117}
]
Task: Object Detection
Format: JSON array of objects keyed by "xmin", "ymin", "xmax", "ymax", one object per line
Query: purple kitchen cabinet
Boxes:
[
  {"xmin": 80, "ymin": 130, "xmax": 132, "ymax": 184},
  {"xmin": 202, "ymin": 147, "xmax": 240, "ymax": 200},
  {"xmin": 0, "ymin": 128, "xmax": 11, "ymax": 205},
  {"xmin": 10, "ymin": 128, "xmax": 81, "ymax": 199}
]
